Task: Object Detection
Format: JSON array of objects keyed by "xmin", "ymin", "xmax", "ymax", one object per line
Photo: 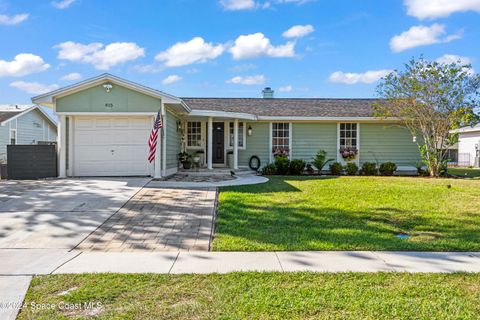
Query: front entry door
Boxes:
[{"xmin": 212, "ymin": 122, "xmax": 225, "ymax": 164}]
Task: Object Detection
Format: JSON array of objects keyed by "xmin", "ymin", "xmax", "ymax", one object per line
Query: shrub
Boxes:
[
  {"xmin": 289, "ymin": 159, "xmax": 306, "ymax": 175},
  {"xmin": 274, "ymin": 155, "xmax": 290, "ymax": 175},
  {"xmin": 379, "ymin": 162, "xmax": 397, "ymax": 176},
  {"xmin": 262, "ymin": 163, "xmax": 277, "ymax": 175},
  {"xmin": 362, "ymin": 162, "xmax": 377, "ymax": 176},
  {"xmin": 345, "ymin": 162, "xmax": 359, "ymax": 176},
  {"xmin": 330, "ymin": 162, "xmax": 343, "ymax": 175},
  {"xmin": 312, "ymin": 150, "xmax": 334, "ymax": 173}
]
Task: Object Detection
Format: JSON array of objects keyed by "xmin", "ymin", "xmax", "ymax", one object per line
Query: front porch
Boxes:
[
  {"xmin": 151, "ymin": 167, "xmax": 268, "ymax": 188},
  {"xmin": 177, "ymin": 112, "xmax": 256, "ymax": 172}
]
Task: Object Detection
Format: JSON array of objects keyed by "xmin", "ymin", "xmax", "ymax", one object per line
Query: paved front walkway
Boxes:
[{"xmin": 75, "ymin": 187, "xmax": 217, "ymax": 252}]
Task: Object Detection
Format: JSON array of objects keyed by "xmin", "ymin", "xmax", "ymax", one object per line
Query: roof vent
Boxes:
[{"xmin": 262, "ymin": 87, "xmax": 274, "ymax": 99}]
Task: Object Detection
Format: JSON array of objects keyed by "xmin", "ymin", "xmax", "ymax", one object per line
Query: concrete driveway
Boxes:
[{"xmin": 0, "ymin": 178, "xmax": 149, "ymax": 249}]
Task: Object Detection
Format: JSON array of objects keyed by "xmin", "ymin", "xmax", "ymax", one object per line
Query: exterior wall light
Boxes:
[
  {"xmin": 248, "ymin": 125, "xmax": 252, "ymax": 136},
  {"xmin": 103, "ymin": 83, "xmax": 113, "ymax": 93},
  {"xmin": 412, "ymin": 136, "xmax": 417, "ymax": 143},
  {"xmin": 177, "ymin": 121, "xmax": 182, "ymax": 132}
]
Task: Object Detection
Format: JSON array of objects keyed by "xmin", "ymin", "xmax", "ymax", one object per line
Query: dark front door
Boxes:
[{"xmin": 212, "ymin": 122, "xmax": 225, "ymax": 164}]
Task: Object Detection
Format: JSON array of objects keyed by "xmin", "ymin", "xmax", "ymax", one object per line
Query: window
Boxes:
[
  {"xmin": 187, "ymin": 121, "xmax": 202, "ymax": 147},
  {"xmin": 339, "ymin": 123, "xmax": 357, "ymax": 148},
  {"xmin": 229, "ymin": 122, "xmax": 244, "ymax": 148},
  {"xmin": 272, "ymin": 122, "xmax": 290, "ymax": 153},
  {"xmin": 9, "ymin": 129, "xmax": 16, "ymax": 145}
]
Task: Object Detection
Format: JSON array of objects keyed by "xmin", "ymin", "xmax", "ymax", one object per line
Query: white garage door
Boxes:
[{"xmin": 73, "ymin": 116, "xmax": 152, "ymax": 176}]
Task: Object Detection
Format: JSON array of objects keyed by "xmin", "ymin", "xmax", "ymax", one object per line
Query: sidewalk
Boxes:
[
  {"xmin": 2, "ymin": 250, "xmax": 480, "ymax": 275},
  {"xmin": 2, "ymin": 250, "xmax": 480, "ymax": 320}
]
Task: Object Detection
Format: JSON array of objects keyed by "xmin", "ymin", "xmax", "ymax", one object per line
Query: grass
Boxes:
[
  {"xmin": 448, "ymin": 167, "xmax": 480, "ymax": 178},
  {"xmin": 213, "ymin": 176, "xmax": 480, "ymax": 251},
  {"xmin": 18, "ymin": 273, "xmax": 480, "ymax": 319}
]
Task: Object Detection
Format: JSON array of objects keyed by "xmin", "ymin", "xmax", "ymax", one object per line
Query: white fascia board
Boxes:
[
  {"xmin": 188, "ymin": 109, "xmax": 257, "ymax": 120},
  {"xmin": 56, "ymin": 112, "xmax": 157, "ymax": 116},
  {"xmin": 256, "ymin": 116, "xmax": 399, "ymax": 122}
]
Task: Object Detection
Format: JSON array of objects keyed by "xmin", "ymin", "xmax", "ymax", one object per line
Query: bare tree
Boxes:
[{"xmin": 375, "ymin": 57, "xmax": 480, "ymax": 177}]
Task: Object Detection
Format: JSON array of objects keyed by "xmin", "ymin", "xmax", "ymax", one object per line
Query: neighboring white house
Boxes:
[
  {"xmin": 0, "ymin": 105, "xmax": 57, "ymax": 163},
  {"xmin": 452, "ymin": 124, "xmax": 480, "ymax": 167}
]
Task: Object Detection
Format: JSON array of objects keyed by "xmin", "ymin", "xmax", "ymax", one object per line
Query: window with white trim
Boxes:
[
  {"xmin": 339, "ymin": 123, "xmax": 357, "ymax": 148},
  {"xmin": 228, "ymin": 122, "xmax": 245, "ymax": 148},
  {"xmin": 9, "ymin": 129, "xmax": 17, "ymax": 145},
  {"xmin": 272, "ymin": 122, "xmax": 290, "ymax": 152},
  {"xmin": 187, "ymin": 121, "xmax": 202, "ymax": 147}
]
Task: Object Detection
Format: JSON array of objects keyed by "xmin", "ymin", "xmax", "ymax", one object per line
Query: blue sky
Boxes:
[{"xmin": 0, "ymin": 0, "xmax": 479, "ymax": 103}]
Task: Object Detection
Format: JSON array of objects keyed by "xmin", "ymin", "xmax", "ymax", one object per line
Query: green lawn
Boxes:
[
  {"xmin": 448, "ymin": 167, "xmax": 480, "ymax": 178},
  {"xmin": 213, "ymin": 176, "xmax": 480, "ymax": 251},
  {"xmin": 19, "ymin": 273, "xmax": 480, "ymax": 319}
]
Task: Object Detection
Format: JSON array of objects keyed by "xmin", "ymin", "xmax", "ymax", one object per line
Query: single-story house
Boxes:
[
  {"xmin": 0, "ymin": 105, "xmax": 57, "ymax": 163},
  {"xmin": 32, "ymin": 73, "xmax": 421, "ymax": 177},
  {"xmin": 451, "ymin": 124, "xmax": 480, "ymax": 167}
]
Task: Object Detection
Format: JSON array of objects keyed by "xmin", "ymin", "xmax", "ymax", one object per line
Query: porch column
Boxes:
[
  {"xmin": 154, "ymin": 114, "xmax": 162, "ymax": 179},
  {"xmin": 233, "ymin": 119, "xmax": 239, "ymax": 170},
  {"xmin": 58, "ymin": 115, "xmax": 67, "ymax": 178},
  {"xmin": 161, "ymin": 103, "xmax": 167, "ymax": 176},
  {"xmin": 207, "ymin": 117, "xmax": 213, "ymax": 170}
]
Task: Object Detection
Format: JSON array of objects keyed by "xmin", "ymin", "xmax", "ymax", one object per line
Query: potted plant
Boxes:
[
  {"xmin": 227, "ymin": 150, "xmax": 234, "ymax": 169},
  {"xmin": 178, "ymin": 151, "xmax": 192, "ymax": 169},
  {"xmin": 339, "ymin": 147, "xmax": 358, "ymax": 161},
  {"xmin": 195, "ymin": 150, "xmax": 204, "ymax": 167}
]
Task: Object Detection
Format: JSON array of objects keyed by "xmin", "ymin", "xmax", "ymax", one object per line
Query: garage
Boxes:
[{"xmin": 73, "ymin": 116, "xmax": 152, "ymax": 176}]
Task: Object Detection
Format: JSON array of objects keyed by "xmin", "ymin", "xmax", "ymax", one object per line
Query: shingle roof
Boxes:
[
  {"xmin": 0, "ymin": 111, "xmax": 23, "ymax": 123},
  {"xmin": 181, "ymin": 98, "xmax": 378, "ymax": 117}
]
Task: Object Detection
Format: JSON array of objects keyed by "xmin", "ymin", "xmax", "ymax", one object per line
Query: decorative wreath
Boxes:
[{"xmin": 248, "ymin": 155, "xmax": 261, "ymax": 171}]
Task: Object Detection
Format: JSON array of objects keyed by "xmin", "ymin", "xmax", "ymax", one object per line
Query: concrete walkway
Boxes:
[
  {"xmin": 2, "ymin": 250, "xmax": 479, "ymax": 276},
  {"xmin": 2, "ymin": 250, "xmax": 480, "ymax": 319}
]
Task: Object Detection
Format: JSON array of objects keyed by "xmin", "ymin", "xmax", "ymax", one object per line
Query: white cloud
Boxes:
[
  {"xmin": 0, "ymin": 54, "xmax": 50, "ymax": 77},
  {"xmin": 10, "ymin": 81, "xmax": 59, "ymax": 94},
  {"xmin": 155, "ymin": 37, "xmax": 224, "ymax": 67},
  {"xmin": 227, "ymin": 74, "xmax": 266, "ymax": 85},
  {"xmin": 0, "ymin": 13, "xmax": 28, "ymax": 26},
  {"xmin": 55, "ymin": 41, "xmax": 145, "ymax": 70},
  {"xmin": 52, "ymin": 0, "xmax": 76, "ymax": 9},
  {"xmin": 60, "ymin": 72, "xmax": 81, "ymax": 81},
  {"xmin": 404, "ymin": 0, "xmax": 480, "ymax": 19},
  {"xmin": 282, "ymin": 24, "xmax": 314, "ymax": 38},
  {"xmin": 329, "ymin": 69, "xmax": 392, "ymax": 85},
  {"xmin": 436, "ymin": 54, "xmax": 475, "ymax": 74},
  {"xmin": 220, "ymin": 0, "xmax": 256, "ymax": 10},
  {"xmin": 279, "ymin": 85, "xmax": 293, "ymax": 92},
  {"xmin": 230, "ymin": 33, "xmax": 295, "ymax": 60},
  {"xmin": 162, "ymin": 74, "xmax": 182, "ymax": 85},
  {"xmin": 389, "ymin": 24, "xmax": 462, "ymax": 53}
]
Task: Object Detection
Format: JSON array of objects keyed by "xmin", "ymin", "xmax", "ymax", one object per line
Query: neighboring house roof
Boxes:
[
  {"xmin": 181, "ymin": 98, "xmax": 379, "ymax": 119},
  {"xmin": 31, "ymin": 73, "xmax": 190, "ymax": 112},
  {"xmin": 0, "ymin": 110, "xmax": 23, "ymax": 123},
  {"xmin": 451, "ymin": 124, "xmax": 480, "ymax": 134},
  {"xmin": 0, "ymin": 105, "xmax": 57, "ymax": 127}
]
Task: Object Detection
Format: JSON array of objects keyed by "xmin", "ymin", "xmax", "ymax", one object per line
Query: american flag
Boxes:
[{"xmin": 148, "ymin": 111, "xmax": 163, "ymax": 163}]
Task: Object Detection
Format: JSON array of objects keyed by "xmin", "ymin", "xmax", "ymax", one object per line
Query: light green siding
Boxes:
[
  {"xmin": 359, "ymin": 123, "xmax": 420, "ymax": 165},
  {"xmin": 292, "ymin": 123, "xmax": 337, "ymax": 163},
  {"xmin": 166, "ymin": 110, "xmax": 181, "ymax": 170},
  {"xmin": 56, "ymin": 83, "xmax": 161, "ymax": 113},
  {"xmin": 238, "ymin": 122, "xmax": 270, "ymax": 167}
]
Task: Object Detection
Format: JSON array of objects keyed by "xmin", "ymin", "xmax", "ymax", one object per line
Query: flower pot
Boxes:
[{"xmin": 182, "ymin": 161, "xmax": 192, "ymax": 169}]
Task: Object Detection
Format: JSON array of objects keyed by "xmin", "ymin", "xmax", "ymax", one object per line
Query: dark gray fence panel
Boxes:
[{"xmin": 7, "ymin": 145, "xmax": 57, "ymax": 179}]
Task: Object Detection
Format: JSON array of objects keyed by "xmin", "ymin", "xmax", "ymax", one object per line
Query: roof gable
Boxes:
[{"xmin": 31, "ymin": 73, "xmax": 190, "ymax": 112}]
